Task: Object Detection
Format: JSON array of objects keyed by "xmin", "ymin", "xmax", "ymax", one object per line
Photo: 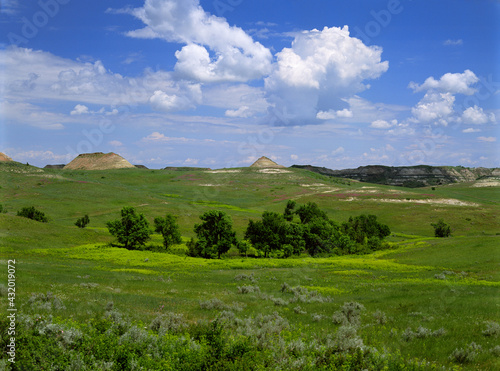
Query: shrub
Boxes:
[
  {"xmin": 17, "ymin": 206, "xmax": 48, "ymax": 222},
  {"xmin": 332, "ymin": 302, "xmax": 365, "ymax": 326},
  {"xmin": 431, "ymin": 219, "xmax": 451, "ymax": 237},
  {"xmin": 482, "ymin": 321, "xmax": 500, "ymax": 337},
  {"xmin": 449, "ymin": 342, "xmax": 482, "ymax": 364},
  {"xmin": 237, "ymin": 285, "xmax": 260, "ymax": 294},
  {"xmin": 75, "ymin": 214, "xmax": 90, "ymax": 228},
  {"xmin": 373, "ymin": 310, "xmax": 387, "ymax": 325}
]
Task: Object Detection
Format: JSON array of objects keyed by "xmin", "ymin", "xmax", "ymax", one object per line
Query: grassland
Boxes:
[{"xmin": 0, "ymin": 162, "xmax": 499, "ymax": 370}]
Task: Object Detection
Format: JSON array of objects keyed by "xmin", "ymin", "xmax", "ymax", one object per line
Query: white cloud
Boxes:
[
  {"xmin": 70, "ymin": 104, "xmax": 89, "ymax": 115},
  {"xmin": 370, "ymin": 119, "xmax": 397, "ymax": 129},
  {"xmin": 317, "ymin": 109, "xmax": 353, "ymax": 120},
  {"xmin": 225, "ymin": 106, "xmax": 253, "ymax": 118},
  {"xmin": 462, "ymin": 106, "xmax": 495, "ymax": 125},
  {"xmin": 123, "ymin": 0, "xmax": 272, "ymax": 83},
  {"xmin": 109, "ymin": 140, "xmax": 123, "ymax": 147},
  {"xmin": 443, "ymin": 39, "xmax": 463, "ymax": 46},
  {"xmin": 411, "ymin": 92, "xmax": 455, "ymax": 125},
  {"xmin": 265, "ymin": 26, "xmax": 388, "ymax": 124},
  {"xmin": 462, "ymin": 128, "xmax": 481, "ymax": 133},
  {"xmin": 183, "ymin": 158, "xmax": 199, "ymax": 165},
  {"xmin": 477, "ymin": 136, "xmax": 496, "ymax": 142},
  {"xmin": 290, "ymin": 154, "xmax": 299, "ymax": 160},
  {"xmin": 409, "ymin": 70, "xmax": 478, "ymax": 95},
  {"xmin": 331, "ymin": 147, "xmax": 345, "ymax": 155}
]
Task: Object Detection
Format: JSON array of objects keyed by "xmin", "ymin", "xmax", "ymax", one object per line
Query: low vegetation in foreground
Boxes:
[{"xmin": 0, "ymin": 164, "xmax": 498, "ymax": 369}]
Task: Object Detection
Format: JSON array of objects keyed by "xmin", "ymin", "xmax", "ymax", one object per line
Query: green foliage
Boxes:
[
  {"xmin": 75, "ymin": 214, "xmax": 90, "ymax": 228},
  {"xmin": 154, "ymin": 213, "xmax": 182, "ymax": 249},
  {"xmin": 283, "ymin": 199, "xmax": 296, "ymax": 222},
  {"xmin": 194, "ymin": 210, "xmax": 237, "ymax": 259},
  {"xmin": 431, "ymin": 219, "xmax": 451, "ymax": 237},
  {"xmin": 17, "ymin": 206, "xmax": 48, "ymax": 222},
  {"xmin": 342, "ymin": 214, "xmax": 391, "ymax": 244},
  {"xmin": 295, "ymin": 201, "xmax": 328, "ymax": 224},
  {"xmin": 106, "ymin": 207, "xmax": 152, "ymax": 249}
]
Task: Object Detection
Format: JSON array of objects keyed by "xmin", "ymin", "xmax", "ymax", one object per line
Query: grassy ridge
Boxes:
[{"xmin": 0, "ymin": 163, "xmax": 499, "ymax": 369}]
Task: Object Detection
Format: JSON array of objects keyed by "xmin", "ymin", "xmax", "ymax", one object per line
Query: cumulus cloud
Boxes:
[
  {"xmin": 411, "ymin": 92, "xmax": 455, "ymax": 125},
  {"xmin": 149, "ymin": 83, "xmax": 202, "ymax": 112},
  {"xmin": 462, "ymin": 105, "xmax": 495, "ymax": 125},
  {"xmin": 265, "ymin": 26, "xmax": 388, "ymax": 125},
  {"xmin": 317, "ymin": 109, "xmax": 353, "ymax": 120},
  {"xmin": 370, "ymin": 119, "xmax": 397, "ymax": 129},
  {"xmin": 122, "ymin": 0, "xmax": 272, "ymax": 83},
  {"xmin": 70, "ymin": 104, "xmax": 89, "ymax": 115},
  {"xmin": 109, "ymin": 140, "xmax": 123, "ymax": 147},
  {"xmin": 409, "ymin": 70, "xmax": 478, "ymax": 95}
]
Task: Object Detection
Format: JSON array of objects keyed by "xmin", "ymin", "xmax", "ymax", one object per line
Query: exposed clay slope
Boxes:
[
  {"xmin": 292, "ymin": 164, "xmax": 500, "ymax": 187},
  {"xmin": 0, "ymin": 152, "xmax": 13, "ymax": 162},
  {"xmin": 250, "ymin": 156, "xmax": 285, "ymax": 168},
  {"xmin": 63, "ymin": 152, "xmax": 135, "ymax": 170}
]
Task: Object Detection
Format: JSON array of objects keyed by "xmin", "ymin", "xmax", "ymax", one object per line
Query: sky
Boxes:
[{"xmin": 0, "ymin": 0, "xmax": 499, "ymax": 169}]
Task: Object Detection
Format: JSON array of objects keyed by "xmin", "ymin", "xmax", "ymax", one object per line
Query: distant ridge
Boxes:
[
  {"xmin": 64, "ymin": 152, "xmax": 135, "ymax": 170},
  {"xmin": 0, "ymin": 152, "xmax": 13, "ymax": 162},
  {"xmin": 292, "ymin": 164, "xmax": 500, "ymax": 187},
  {"xmin": 250, "ymin": 156, "xmax": 285, "ymax": 168}
]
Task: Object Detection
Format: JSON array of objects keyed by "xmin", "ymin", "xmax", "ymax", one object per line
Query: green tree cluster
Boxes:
[
  {"xmin": 75, "ymin": 214, "xmax": 90, "ymax": 228},
  {"xmin": 17, "ymin": 206, "xmax": 48, "ymax": 223},
  {"xmin": 245, "ymin": 201, "xmax": 390, "ymax": 257}
]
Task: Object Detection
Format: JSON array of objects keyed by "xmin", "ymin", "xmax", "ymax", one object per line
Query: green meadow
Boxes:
[{"xmin": 0, "ymin": 162, "xmax": 499, "ymax": 370}]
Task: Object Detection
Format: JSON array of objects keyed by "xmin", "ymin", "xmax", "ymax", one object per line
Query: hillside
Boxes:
[
  {"xmin": 0, "ymin": 164, "xmax": 499, "ymax": 369},
  {"xmin": 292, "ymin": 164, "xmax": 500, "ymax": 187}
]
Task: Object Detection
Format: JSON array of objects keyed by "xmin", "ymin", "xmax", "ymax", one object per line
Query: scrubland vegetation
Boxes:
[{"xmin": 0, "ymin": 163, "xmax": 499, "ymax": 369}]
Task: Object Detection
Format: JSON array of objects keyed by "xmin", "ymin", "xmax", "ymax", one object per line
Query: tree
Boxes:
[
  {"xmin": 17, "ymin": 206, "xmax": 48, "ymax": 223},
  {"xmin": 75, "ymin": 214, "xmax": 90, "ymax": 228},
  {"xmin": 245, "ymin": 211, "xmax": 290, "ymax": 258},
  {"xmin": 107, "ymin": 207, "xmax": 152, "ymax": 249},
  {"xmin": 194, "ymin": 210, "xmax": 237, "ymax": 259},
  {"xmin": 283, "ymin": 200, "xmax": 296, "ymax": 222},
  {"xmin": 154, "ymin": 214, "xmax": 182, "ymax": 249},
  {"xmin": 431, "ymin": 219, "xmax": 451, "ymax": 237},
  {"xmin": 295, "ymin": 202, "xmax": 328, "ymax": 224},
  {"xmin": 342, "ymin": 214, "xmax": 390, "ymax": 245}
]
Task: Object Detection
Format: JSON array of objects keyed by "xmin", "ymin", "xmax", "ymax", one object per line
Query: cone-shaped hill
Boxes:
[
  {"xmin": 63, "ymin": 152, "xmax": 135, "ymax": 170},
  {"xmin": 250, "ymin": 156, "xmax": 285, "ymax": 168},
  {"xmin": 0, "ymin": 152, "xmax": 13, "ymax": 162}
]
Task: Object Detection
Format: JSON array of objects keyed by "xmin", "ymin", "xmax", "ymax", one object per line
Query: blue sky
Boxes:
[{"xmin": 1, "ymin": 0, "xmax": 498, "ymax": 169}]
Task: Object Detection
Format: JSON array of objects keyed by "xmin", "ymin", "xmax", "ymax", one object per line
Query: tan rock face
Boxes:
[
  {"xmin": 0, "ymin": 152, "xmax": 13, "ymax": 162},
  {"xmin": 63, "ymin": 152, "xmax": 135, "ymax": 170},
  {"xmin": 250, "ymin": 156, "xmax": 285, "ymax": 168}
]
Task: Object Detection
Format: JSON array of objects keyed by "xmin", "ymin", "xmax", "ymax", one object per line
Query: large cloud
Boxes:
[
  {"xmin": 123, "ymin": 0, "xmax": 272, "ymax": 83},
  {"xmin": 408, "ymin": 70, "xmax": 490, "ymax": 126},
  {"xmin": 409, "ymin": 70, "xmax": 478, "ymax": 95},
  {"xmin": 264, "ymin": 26, "xmax": 389, "ymax": 125}
]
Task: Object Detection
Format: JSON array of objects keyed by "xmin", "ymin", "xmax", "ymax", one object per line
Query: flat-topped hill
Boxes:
[{"xmin": 63, "ymin": 152, "xmax": 135, "ymax": 170}]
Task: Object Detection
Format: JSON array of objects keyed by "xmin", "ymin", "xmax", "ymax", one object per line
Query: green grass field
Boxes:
[{"xmin": 0, "ymin": 162, "xmax": 499, "ymax": 370}]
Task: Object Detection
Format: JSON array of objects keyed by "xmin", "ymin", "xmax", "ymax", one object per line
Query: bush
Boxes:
[
  {"xmin": 431, "ymin": 219, "xmax": 451, "ymax": 237},
  {"xmin": 75, "ymin": 214, "xmax": 90, "ymax": 228},
  {"xmin": 17, "ymin": 206, "xmax": 48, "ymax": 222},
  {"xmin": 449, "ymin": 342, "xmax": 482, "ymax": 364}
]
